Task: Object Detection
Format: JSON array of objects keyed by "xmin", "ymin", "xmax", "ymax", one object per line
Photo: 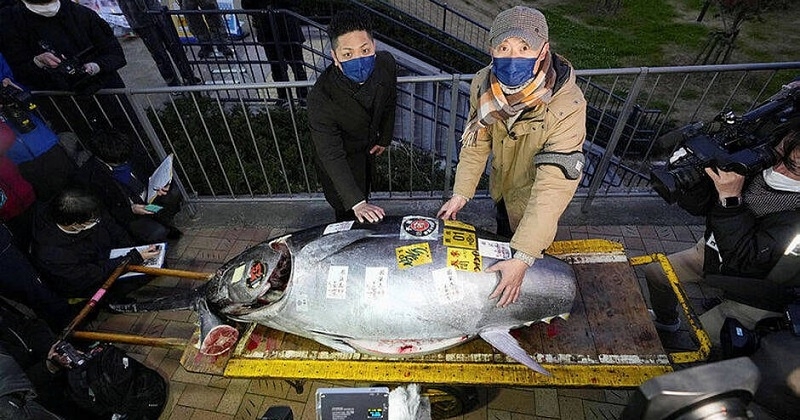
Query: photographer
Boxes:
[
  {"xmin": 645, "ymin": 123, "xmax": 800, "ymax": 345},
  {"xmin": 0, "ymin": 0, "xmax": 126, "ymax": 94}
]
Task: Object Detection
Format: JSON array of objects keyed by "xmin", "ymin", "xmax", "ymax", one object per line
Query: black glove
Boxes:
[{"xmin": 125, "ymin": 248, "xmax": 144, "ymax": 266}]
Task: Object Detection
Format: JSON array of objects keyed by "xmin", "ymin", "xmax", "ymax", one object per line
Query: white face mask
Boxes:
[
  {"xmin": 58, "ymin": 220, "xmax": 98, "ymax": 234},
  {"xmin": 24, "ymin": 0, "xmax": 61, "ymax": 17},
  {"xmin": 762, "ymin": 167, "xmax": 800, "ymax": 192}
]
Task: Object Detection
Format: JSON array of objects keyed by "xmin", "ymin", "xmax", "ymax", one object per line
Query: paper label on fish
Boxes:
[
  {"xmin": 395, "ymin": 242, "xmax": 433, "ymax": 269},
  {"xmin": 433, "ymin": 267, "xmax": 463, "ymax": 302},
  {"xmin": 325, "ymin": 266, "xmax": 349, "ymax": 299},
  {"xmin": 443, "ymin": 229, "xmax": 477, "ymax": 249},
  {"xmin": 323, "ymin": 220, "xmax": 355, "ymax": 235},
  {"xmin": 400, "ymin": 216, "xmax": 439, "ymax": 240},
  {"xmin": 446, "ymin": 248, "xmax": 482, "ymax": 272},
  {"xmin": 444, "ymin": 219, "xmax": 475, "ymax": 231},
  {"xmin": 478, "ymin": 238, "xmax": 512, "ymax": 260},
  {"xmin": 364, "ymin": 267, "xmax": 389, "ymax": 300}
]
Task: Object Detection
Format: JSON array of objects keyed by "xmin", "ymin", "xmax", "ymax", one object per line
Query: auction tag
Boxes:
[
  {"xmin": 446, "ymin": 247, "xmax": 482, "ymax": 272},
  {"xmin": 395, "ymin": 242, "xmax": 433, "ymax": 269},
  {"xmin": 433, "ymin": 266, "xmax": 463, "ymax": 303},
  {"xmin": 443, "ymin": 228, "xmax": 477, "ymax": 249},
  {"xmin": 364, "ymin": 266, "xmax": 389, "ymax": 300},
  {"xmin": 325, "ymin": 266, "xmax": 348, "ymax": 299},
  {"xmin": 443, "ymin": 219, "xmax": 475, "ymax": 231},
  {"xmin": 478, "ymin": 238, "xmax": 512, "ymax": 260},
  {"xmin": 323, "ymin": 220, "xmax": 354, "ymax": 235}
]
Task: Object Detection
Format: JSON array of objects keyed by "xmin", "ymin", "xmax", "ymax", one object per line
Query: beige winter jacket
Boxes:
[{"xmin": 452, "ymin": 57, "xmax": 586, "ymax": 259}]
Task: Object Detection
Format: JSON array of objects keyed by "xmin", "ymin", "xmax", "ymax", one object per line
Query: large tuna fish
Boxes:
[{"xmin": 119, "ymin": 216, "xmax": 577, "ymax": 374}]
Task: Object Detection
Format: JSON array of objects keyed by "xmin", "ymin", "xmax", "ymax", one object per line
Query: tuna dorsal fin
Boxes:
[
  {"xmin": 479, "ymin": 328, "xmax": 551, "ymax": 375},
  {"xmin": 302, "ymin": 229, "xmax": 373, "ymax": 262}
]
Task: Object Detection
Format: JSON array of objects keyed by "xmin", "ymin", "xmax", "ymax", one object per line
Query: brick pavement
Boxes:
[{"xmin": 78, "ymin": 218, "xmax": 718, "ymax": 420}]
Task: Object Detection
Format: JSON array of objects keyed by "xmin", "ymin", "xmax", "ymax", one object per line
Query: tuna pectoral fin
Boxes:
[
  {"xmin": 479, "ymin": 329, "xmax": 550, "ymax": 376},
  {"xmin": 198, "ymin": 299, "xmax": 239, "ymax": 356}
]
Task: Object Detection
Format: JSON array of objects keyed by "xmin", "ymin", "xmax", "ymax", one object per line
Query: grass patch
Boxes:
[{"xmin": 547, "ymin": 0, "xmax": 708, "ymax": 69}]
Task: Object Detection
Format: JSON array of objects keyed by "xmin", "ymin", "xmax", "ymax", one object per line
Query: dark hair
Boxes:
[
  {"xmin": 90, "ymin": 129, "xmax": 132, "ymax": 165},
  {"xmin": 327, "ymin": 9, "xmax": 373, "ymax": 49},
  {"xmin": 779, "ymin": 127, "xmax": 800, "ymax": 173},
  {"xmin": 49, "ymin": 187, "xmax": 100, "ymax": 226}
]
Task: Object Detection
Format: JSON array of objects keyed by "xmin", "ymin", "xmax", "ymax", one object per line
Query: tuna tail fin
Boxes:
[{"xmin": 479, "ymin": 328, "xmax": 551, "ymax": 376}]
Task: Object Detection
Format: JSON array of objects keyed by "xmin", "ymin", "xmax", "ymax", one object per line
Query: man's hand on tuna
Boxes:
[
  {"xmin": 437, "ymin": 194, "xmax": 468, "ymax": 220},
  {"xmin": 486, "ymin": 258, "xmax": 529, "ymax": 307},
  {"xmin": 353, "ymin": 201, "xmax": 385, "ymax": 223}
]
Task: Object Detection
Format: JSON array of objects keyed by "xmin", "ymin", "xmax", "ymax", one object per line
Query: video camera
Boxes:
[
  {"xmin": 38, "ymin": 40, "xmax": 95, "ymax": 91},
  {"xmin": 650, "ymin": 84, "xmax": 799, "ymax": 203},
  {"xmin": 0, "ymin": 83, "xmax": 37, "ymax": 133},
  {"xmin": 54, "ymin": 340, "xmax": 91, "ymax": 369}
]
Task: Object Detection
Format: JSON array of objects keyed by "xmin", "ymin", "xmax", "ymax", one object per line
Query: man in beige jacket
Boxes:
[{"xmin": 438, "ymin": 6, "xmax": 586, "ymax": 308}]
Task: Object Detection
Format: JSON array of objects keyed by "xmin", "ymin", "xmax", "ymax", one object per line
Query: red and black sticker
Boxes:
[
  {"xmin": 247, "ymin": 261, "xmax": 265, "ymax": 288},
  {"xmin": 401, "ymin": 216, "xmax": 438, "ymax": 240}
]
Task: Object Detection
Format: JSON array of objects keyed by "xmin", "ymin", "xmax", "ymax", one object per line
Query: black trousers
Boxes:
[
  {"xmin": 262, "ymin": 41, "xmax": 308, "ymax": 100},
  {"xmin": 133, "ymin": 23, "xmax": 196, "ymax": 85}
]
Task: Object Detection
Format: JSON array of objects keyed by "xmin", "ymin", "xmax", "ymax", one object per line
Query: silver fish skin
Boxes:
[{"xmin": 204, "ymin": 216, "xmax": 577, "ymax": 373}]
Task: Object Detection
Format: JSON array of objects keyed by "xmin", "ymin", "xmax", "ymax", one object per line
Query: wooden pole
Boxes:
[
  {"xmin": 127, "ymin": 265, "xmax": 214, "ymax": 280},
  {"xmin": 71, "ymin": 330, "xmax": 189, "ymax": 349},
  {"xmin": 59, "ymin": 257, "xmax": 131, "ymax": 341}
]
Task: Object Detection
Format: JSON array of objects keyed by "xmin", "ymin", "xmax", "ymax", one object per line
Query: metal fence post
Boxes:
[
  {"xmin": 581, "ymin": 68, "xmax": 650, "ymax": 212},
  {"xmin": 443, "ymin": 74, "xmax": 461, "ymax": 200},
  {"xmin": 125, "ymin": 91, "xmax": 198, "ymax": 217}
]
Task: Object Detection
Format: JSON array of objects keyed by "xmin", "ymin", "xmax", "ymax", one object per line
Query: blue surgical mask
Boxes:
[
  {"xmin": 111, "ymin": 162, "xmax": 133, "ymax": 186},
  {"xmin": 340, "ymin": 54, "xmax": 376, "ymax": 84},
  {"xmin": 492, "ymin": 57, "xmax": 537, "ymax": 87}
]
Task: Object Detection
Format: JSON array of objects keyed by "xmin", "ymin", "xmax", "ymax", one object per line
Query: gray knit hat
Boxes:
[{"xmin": 489, "ymin": 6, "xmax": 549, "ymax": 50}]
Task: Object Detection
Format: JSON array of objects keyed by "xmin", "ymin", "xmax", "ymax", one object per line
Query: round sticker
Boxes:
[{"xmin": 403, "ymin": 217, "xmax": 437, "ymax": 237}]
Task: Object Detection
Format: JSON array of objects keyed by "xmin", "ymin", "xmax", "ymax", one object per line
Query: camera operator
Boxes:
[
  {"xmin": 0, "ymin": 0, "xmax": 126, "ymax": 94},
  {"xmin": 645, "ymin": 121, "xmax": 800, "ymax": 345}
]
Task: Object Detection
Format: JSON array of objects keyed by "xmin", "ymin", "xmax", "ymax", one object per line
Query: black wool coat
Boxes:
[
  {"xmin": 0, "ymin": 0, "xmax": 126, "ymax": 93},
  {"xmin": 307, "ymin": 51, "xmax": 397, "ymax": 210}
]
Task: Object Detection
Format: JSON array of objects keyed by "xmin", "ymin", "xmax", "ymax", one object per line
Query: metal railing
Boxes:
[{"xmin": 31, "ymin": 62, "xmax": 800, "ymax": 213}]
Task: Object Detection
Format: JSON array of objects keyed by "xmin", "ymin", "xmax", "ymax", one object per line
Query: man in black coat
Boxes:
[
  {"xmin": 0, "ymin": 0, "xmax": 126, "ymax": 94},
  {"xmin": 308, "ymin": 10, "xmax": 397, "ymax": 223},
  {"xmin": 30, "ymin": 187, "xmax": 158, "ymax": 300},
  {"xmin": 241, "ymin": 0, "xmax": 308, "ymax": 102},
  {"xmin": 117, "ymin": 0, "xmax": 201, "ymax": 87}
]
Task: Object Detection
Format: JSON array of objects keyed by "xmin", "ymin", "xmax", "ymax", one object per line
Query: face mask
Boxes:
[
  {"xmin": 492, "ymin": 57, "xmax": 537, "ymax": 87},
  {"xmin": 58, "ymin": 220, "xmax": 99, "ymax": 234},
  {"xmin": 23, "ymin": 0, "xmax": 61, "ymax": 17},
  {"xmin": 763, "ymin": 167, "xmax": 800, "ymax": 192},
  {"xmin": 111, "ymin": 162, "xmax": 133, "ymax": 186},
  {"xmin": 339, "ymin": 54, "xmax": 376, "ymax": 84}
]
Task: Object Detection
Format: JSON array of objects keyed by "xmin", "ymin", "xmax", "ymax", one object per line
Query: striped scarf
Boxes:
[{"xmin": 461, "ymin": 52, "xmax": 556, "ymax": 147}]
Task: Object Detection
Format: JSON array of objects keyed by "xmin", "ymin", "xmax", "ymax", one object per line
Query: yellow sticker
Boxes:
[
  {"xmin": 443, "ymin": 228, "xmax": 477, "ymax": 249},
  {"xmin": 446, "ymin": 248, "xmax": 482, "ymax": 272},
  {"xmin": 444, "ymin": 219, "xmax": 475, "ymax": 231},
  {"xmin": 395, "ymin": 242, "xmax": 433, "ymax": 269}
]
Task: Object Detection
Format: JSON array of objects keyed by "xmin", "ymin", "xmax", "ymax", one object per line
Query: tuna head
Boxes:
[{"xmin": 204, "ymin": 235, "xmax": 292, "ymax": 318}]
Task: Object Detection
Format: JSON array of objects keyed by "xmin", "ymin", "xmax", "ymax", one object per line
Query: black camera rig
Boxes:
[
  {"xmin": 650, "ymin": 84, "xmax": 799, "ymax": 203},
  {"xmin": 38, "ymin": 40, "xmax": 96, "ymax": 91},
  {"xmin": 0, "ymin": 83, "xmax": 37, "ymax": 133}
]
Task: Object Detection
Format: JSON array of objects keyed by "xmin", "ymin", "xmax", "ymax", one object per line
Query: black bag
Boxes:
[{"xmin": 67, "ymin": 344, "xmax": 167, "ymax": 420}]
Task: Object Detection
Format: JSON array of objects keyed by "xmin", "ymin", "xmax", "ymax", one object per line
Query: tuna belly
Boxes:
[{"xmin": 344, "ymin": 335, "xmax": 474, "ymax": 356}]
